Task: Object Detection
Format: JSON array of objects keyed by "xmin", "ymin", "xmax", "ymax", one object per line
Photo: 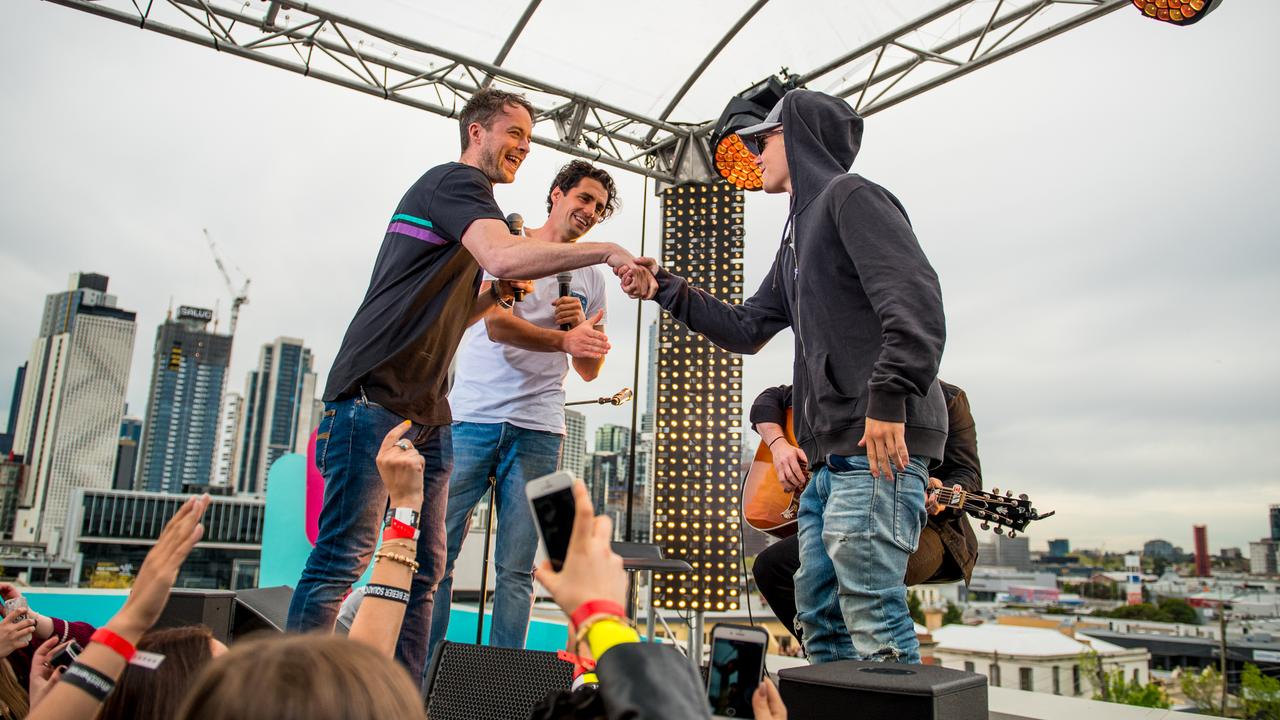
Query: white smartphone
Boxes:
[
  {"xmin": 524, "ymin": 471, "xmax": 576, "ymax": 572},
  {"xmin": 707, "ymin": 623, "xmax": 770, "ymax": 719}
]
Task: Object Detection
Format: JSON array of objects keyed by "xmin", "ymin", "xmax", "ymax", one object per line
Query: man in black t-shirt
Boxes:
[{"xmin": 286, "ymin": 88, "xmax": 656, "ymax": 681}]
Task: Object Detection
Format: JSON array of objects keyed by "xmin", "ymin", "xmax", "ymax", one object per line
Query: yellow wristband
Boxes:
[{"xmin": 585, "ymin": 618, "xmax": 640, "ymax": 661}]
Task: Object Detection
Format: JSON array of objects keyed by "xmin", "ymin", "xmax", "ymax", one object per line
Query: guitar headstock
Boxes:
[{"xmin": 954, "ymin": 487, "xmax": 1055, "ymax": 538}]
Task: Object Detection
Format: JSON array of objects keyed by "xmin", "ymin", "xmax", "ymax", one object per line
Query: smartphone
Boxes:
[
  {"xmin": 3, "ymin": 597, "xmax": 28, "ymax": 622},
  {"xmin": 525, "ymin": 471, "xmax": 576, "ymax": 572},
  {"xmin": 707, "ymin": 623, "xmax": 770, "ymax": 719},
  {"xmin": 50, "ymin": 640, "xmax": 83, "ymax": 670}
]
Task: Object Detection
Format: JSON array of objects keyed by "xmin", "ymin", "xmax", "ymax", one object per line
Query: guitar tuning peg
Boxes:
[
  {"xmin": 1018, "ymin": 493, "xmax": 1028, "ymax": 501},
  {"xmin": 1008, "ymin": 531, "xmax": 1017, "ymax": 539},
  {"xmin": 994, "ymin": 526, "xmax": 1004, "ymax": 535},
  {"xmin": 1005, "ymin": 490, "xmax": 1013, "ymax": 498},
  {"xmin": 980, "ymin": 522, "xmax": 990, "ymax": 531},
  {"xmin": 991, "ymin": 487, "xmax": 999, "ymax": 495}
]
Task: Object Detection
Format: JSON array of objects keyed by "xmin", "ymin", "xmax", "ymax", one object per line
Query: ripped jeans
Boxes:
[{"xmin": 793, "ymin": 454, "xmax": 929, "ymax": 665}]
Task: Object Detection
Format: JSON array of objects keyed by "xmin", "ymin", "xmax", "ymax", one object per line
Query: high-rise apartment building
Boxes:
[
  {"xmin": 212, "ymin": 392, "xmax": 243, "ymax": 489},
  {"xmin": 137, "ymin": 306, "xmax": 233, "ymax": 493},
  {"xmin": 10, "ymin": 273, "xmax": 136, "ymax": 550},
  {"xmin": 561, "ymin": 409, "xmax": 587, "ymax": 481},
  {"xmin": 0, "ymin": 364, "xmax": 26, "ymax": 456},
  {"xmin": 231, "ymin": 337, "xmax": 316, "ymax": 494},
  {"xmin": 113, "ymin": 416, "xmax": 142, "ymax": 490},
  {"xmin": 594, "ymin": 424, "xmax": 630, "ymax": 455}
]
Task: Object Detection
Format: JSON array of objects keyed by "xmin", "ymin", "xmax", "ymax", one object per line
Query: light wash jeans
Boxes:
[
  {"xmin": 285, "ymin": 396, "xmax": 451, "ymax": 682},
  {"xmin": 793, "ymin": 454, "xmax": 929, "ymax": 665},
  {"xmin": 428, "ymin": 421, "xmax": 563, "ymax": 650}
]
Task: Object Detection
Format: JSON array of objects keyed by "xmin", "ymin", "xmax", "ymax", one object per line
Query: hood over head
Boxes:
[{"xmin": 778, "ymin": 89, "xmax": 864, "ymax": 212}]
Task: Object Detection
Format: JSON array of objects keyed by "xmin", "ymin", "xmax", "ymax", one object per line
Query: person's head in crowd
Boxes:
[
  {"xmin": 459, "ymin": 87, "xmax": 535, "ymax": 184},
  {"xmin": 0, "ymin": 660, "xmax": 27, "ymax": 720},
  {"xmin": 98, "ymin": 625, "xmax": 225, "ymax": 720},
  {"xmin": 176, "ymin": 634, "xmax": 425, "ymax": 720},
  {"xmin": 544, "ymin": 160, "xmax": 619, "ymax": 242}
]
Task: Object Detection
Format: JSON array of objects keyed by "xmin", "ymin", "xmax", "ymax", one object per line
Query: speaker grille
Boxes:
[{"xmin": 425, "ymin": 642, "xmax": 574, "ymax": 720}]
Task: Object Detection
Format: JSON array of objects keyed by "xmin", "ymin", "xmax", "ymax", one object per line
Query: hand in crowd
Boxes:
[
  {"xmin": 112, "ymin": 494, "xmax": 211, "ymax": 640},
  {"xmin": 859, "ymin": 417, "xmax": 908, "ymax": 480},
  {"xmin": 533, "ymin": 480, "xmax": 627, "ymax": 619},
  {"xmin": 560, "ymin": 309, "xmax": 610, "ymax": 359},
  {"xmin": 28, "ymin": 636, "xmax": 68, "ymax": 708},
  {"xmin": 0, "ymin": 607, "xmax": 36, "ymax": 657},
  {"xmin": 924, "ymin": 477, "xmax": 962, "ymax": 516},
  {"xmin": 772, "ymin": 440, "xmax": 809, "ymax": 493},
  {"xmin": 376, "ymin": 421, "xmax": 425, "ymax": 507},
  {"xmin": 494, "ymin": 279, "xmax": 534, "ymax": 302},
  {"xmin": 752, "ymin": 677, "xmax": 788, "ymax": 720}
]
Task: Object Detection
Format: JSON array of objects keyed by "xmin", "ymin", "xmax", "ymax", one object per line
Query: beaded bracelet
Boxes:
[{"xmin": 374, "ymin": 550, "xmax": 419, "ymax": 572}]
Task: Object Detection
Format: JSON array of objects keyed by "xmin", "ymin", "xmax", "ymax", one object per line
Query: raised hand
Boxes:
[
  {"xmin": 112, "ymin": 494, "xmax": 211, "ymax": 640},
  {"xmin": 376, "ymin": 421, "xmax": 425, "ymax": 507},
  {"xmin": 0, "ymin": 609, "xmax": 36, "ymax": 657},
  {"xmin": 560, "ymin": 309, "xmax": 610, "ymax": 359}
]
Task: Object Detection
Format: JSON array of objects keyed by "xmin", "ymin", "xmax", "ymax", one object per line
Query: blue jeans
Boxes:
[
  {"xmin": 285, "ymin": 396, "xmax": 451, "ymax": 682},
  {"xmin": 429, "ymin": 421, "xmax": 563, "ymax": 649},
  {"xmin": 793, "ymin": 454, "xmax": 929, "ymax": 665}
]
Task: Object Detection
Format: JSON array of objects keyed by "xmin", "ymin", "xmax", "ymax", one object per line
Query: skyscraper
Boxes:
[
  {"xmin": 212, "ymin": 392, "xmax": 242, "ymax": 489},
  {"xmin": 231, "ymin": 337, "xmax": 316, "ymax": 495},
  {"xmin": 113, "ymin": 416, "xmax": 142, "ymax": 490},
  {"xmin": 137, "ymin": 306, "xmax": 233, "ymax": 493},
  {"xmin": 10, "ymin": 273, "xmax": 137, "ymax": 550},
  {"xmin": 1270, "ymin": 505, "xmax": 1280, "ymax": 542},
  {"xmin": 594, "ymin": 424, "xmax": 630, "ymax": 454},
  {"xmin": 1047, "ymin": 538, "xmax": 1070, "ymax": 557},
  {"xmin": 0, "ymin": 364, "xmax": 26, "ymax": 456},
  {"xmin": 1194, "ymin": 524, "xmax": 1210, "ymax": 577},
  {"xmin": 561, "ymin": 409, "xmax": 587, "ymax": 481}
]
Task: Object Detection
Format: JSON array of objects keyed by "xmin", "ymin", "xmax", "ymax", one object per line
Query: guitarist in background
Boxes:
[{"xmin": 750, "ymin": 380, "xmax": 982, "ymax": 642}]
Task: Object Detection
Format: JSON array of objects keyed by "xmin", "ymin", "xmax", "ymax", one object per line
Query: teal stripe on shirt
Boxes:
[{"xmin": 390, "ymin": 213, "xmax": 432, "ymax": 228}]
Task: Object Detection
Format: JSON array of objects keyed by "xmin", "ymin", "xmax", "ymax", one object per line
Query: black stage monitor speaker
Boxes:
[
  {"xmin": 425, "ymin": 641, "xmax": 575, "ymax": 720},
  {"xmin": 155, "ymin": 586, "xmax": 292, "ymax": 643},
  {"xmin": 778, "ymin": 660, "xmax": 987, "ymax": 720}
]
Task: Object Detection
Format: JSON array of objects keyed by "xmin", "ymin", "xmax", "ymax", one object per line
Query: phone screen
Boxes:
[
  {"xmin": 707, "ymin": 634, "xmax": 765, "ymax": 718},
  {"xmin": 531, "ymin": 485, "xmax": 576, "ymax": 571}
]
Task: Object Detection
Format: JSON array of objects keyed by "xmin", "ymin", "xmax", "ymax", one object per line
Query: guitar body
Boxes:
[{"xmin": 741, "ymin": 409, "xmax": 801, "ymax": 538}]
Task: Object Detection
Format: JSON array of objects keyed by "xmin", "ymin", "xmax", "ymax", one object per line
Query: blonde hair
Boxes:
[
  {"xmin": 0, "ymin": 660, "xmax": 28, "ymax": 720},
  {"xmin": 176, "ymin": 634, "xmax": 425, "ymax": 720}
]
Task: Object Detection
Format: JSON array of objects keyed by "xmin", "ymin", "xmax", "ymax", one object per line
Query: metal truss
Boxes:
[{"xmin": 43, "ymin": 0, "xmax": 1128, "ymax": 185}]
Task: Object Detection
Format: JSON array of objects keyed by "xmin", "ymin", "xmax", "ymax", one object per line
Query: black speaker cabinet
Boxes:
[
  {"xmin": 425, "ymin": 641, "xmax": 574, "ymax": 720},
  {"xmin": 778, "ymin": 660, "xmax": 987, "ymax": 720},
  {"xmin": 155, "ymin": 587, "xmax": 292, "ymax": 643}
]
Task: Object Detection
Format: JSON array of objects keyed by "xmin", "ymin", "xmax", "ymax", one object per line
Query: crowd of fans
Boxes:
[{"xmin": 0, "ymin": 422, "xmax": 787, "ymax": 720}]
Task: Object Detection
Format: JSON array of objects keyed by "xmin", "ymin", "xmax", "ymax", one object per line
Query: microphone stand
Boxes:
[{"xmin": 565, "ymin": 391, "xmax": 633, "ymax": 407}]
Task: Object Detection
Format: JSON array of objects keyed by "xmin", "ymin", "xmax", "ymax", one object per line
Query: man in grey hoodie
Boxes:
[{"xmin": 629, "ymin": 89, "xmax": 947, "ymax": 664}]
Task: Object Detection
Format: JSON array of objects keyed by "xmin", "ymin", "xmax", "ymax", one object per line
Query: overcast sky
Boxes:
[{"xmin": 2, "ymin": 1, "xmax": 1276, "ymax": 553}]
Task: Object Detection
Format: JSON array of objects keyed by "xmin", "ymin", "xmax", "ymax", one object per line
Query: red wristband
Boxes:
[
  {"xmin": 382, "ymin": 518, "xmax": 419, "ymax": 542},
  {"xmin": 91, "ymin": 628, "xmax": 136, "ymax": 662},
  {"xmin": 570, "ymin": 599, "xmax": 626, "ymax": 630}
]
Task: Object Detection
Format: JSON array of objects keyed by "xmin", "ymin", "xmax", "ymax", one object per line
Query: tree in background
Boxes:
[
  {"xmin": 908, "ymin": 590, "xmax": 924, "ymax": 625},
  {"xmin": 1099, "ymin": 598, "xmax": 1200, "ymax": 625},
  {"xmin": 1081, "ymin": 651, "xmax": 1171, "ymax": 709},
  {"xmin": 1241, "ymin": 664, "xmax": 1280, "ymax": 720},
  {"xmin": 1179, "ymin": 666, "xmax": 1237, "ymax": 717},
  {"xmin": 942, "ymin": 601, "xmax": 963, "ymax": 626}
]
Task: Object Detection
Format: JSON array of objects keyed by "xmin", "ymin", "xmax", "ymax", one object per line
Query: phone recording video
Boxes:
[
  {"xmin": 707, "ymin": 624, "xmax": 769, "ymax": 718},
  {"xmin": 526, "ymin": 472, "xmax": 576, "ymax": 571}
]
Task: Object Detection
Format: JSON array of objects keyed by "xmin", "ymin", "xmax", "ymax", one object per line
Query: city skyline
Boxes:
[{"xmin": 2, "ymin": 3, "xmax": 1277, "ymax": 552}]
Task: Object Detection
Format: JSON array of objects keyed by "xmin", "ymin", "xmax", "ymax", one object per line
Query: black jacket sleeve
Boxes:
[
  {"xmin": 750, "ymin": 384, "xmax": 793, "ymax": 431},
  {"xmin": 835, "ymin": 183, "xmax": 946, "ymax": 423},
  {"xmin": 652, "ymin": 259, "xmax": 790, "ymax": 355},
  {"xmin": 596, "ymin": 643, "xmax": 711, "ymax": 720}
]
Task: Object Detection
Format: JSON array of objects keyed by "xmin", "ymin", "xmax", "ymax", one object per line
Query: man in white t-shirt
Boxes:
[{"xmin": 429, "ymin": 160, "xmax": 617, "ymax": 649}]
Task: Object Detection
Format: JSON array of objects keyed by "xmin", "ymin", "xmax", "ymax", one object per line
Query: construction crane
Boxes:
[{"xmin": 202, "ymin": 228, "xmax": 251, "ymax": 338}]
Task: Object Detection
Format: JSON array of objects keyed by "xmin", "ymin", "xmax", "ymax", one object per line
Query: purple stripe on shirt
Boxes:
[{"xmin": 388, "ymin": 221, "xmax": 448, "ymax": 245}]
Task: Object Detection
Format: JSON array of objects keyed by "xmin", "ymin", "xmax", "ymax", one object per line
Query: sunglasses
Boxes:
[{"xmin": 745, "ymin": 128, "xmax": 783, "ymax": 156}]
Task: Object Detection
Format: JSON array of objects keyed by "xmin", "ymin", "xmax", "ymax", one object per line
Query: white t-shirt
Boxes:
[{"xmin": 450, "ymin": 265, "xmax": 608, "ymax": 434}]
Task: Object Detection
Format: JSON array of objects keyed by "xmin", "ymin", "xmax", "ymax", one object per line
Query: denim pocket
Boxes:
[
  {"xmin": 315, "ymin": 406, "xmax": 337, "ymax": 476},
  {"xmin": 891, "ymin": 468, "xmax": 928, "ymax": 554}
]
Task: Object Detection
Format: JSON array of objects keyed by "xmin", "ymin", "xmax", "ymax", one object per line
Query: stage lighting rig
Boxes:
[
  {"xmin": 711, "ymin": 75, "xmax": 798, "ymax": 191},
  {"xmin": 1132, "ymin": 0, "xmax": 1222, "ymax": 25}
]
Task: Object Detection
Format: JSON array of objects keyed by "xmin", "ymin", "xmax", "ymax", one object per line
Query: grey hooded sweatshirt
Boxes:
[{"xmin": 652, "ymin": 89, "xmax": 948, "ymax": 466}]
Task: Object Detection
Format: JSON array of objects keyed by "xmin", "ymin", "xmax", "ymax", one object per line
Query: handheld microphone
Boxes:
[
  {"xmin": 505, "ymin": 213, "xmax": 525, "ymax": 302},
  {"xmin": 556, "ymin": 272, "xmax": 573, "ymax": 331},
  {"xmin": 609, "ymin": 388, "xmax": 633, "ymax": 406}
]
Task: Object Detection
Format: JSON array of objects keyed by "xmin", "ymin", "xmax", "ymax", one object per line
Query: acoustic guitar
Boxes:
[{"xmin": 740, "ymin": 409, "xmax": 1054, "ymax": 539}]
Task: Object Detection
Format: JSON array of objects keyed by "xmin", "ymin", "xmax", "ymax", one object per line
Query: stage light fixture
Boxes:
[
  {"xmin": 710, "ymin": 75, "xmax": 797, "ymax": 191},
  {"xmin": 1131, "ymin": 0, "xmax": 1221, "ymax": 24}
]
